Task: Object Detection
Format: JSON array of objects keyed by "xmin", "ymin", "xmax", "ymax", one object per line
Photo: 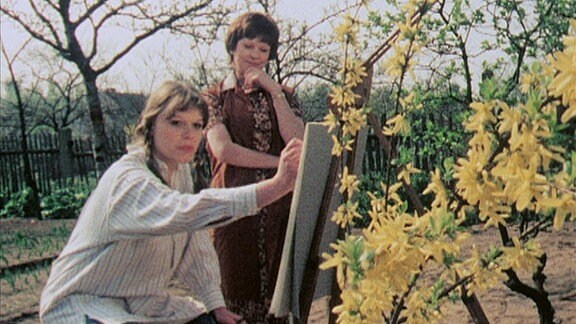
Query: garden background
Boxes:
[{"xmin": 1, "ymin": 0, "xmax": 575, "ymax": 323}]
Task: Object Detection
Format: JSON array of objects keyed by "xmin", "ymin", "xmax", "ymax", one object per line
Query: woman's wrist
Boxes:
[
  {"xmin": 256, "ymin": 176, "xmax": 291, "ymax": 209},
  {"xmin": 271, "ymin": 90, "xmax": 285, "ymax": 100}
]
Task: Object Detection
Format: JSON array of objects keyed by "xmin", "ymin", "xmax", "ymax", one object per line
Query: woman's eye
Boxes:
[
  {"xmin": 193, "ymin": 123, "xmax": 204, "ymax": 130},
  {"xmin": 169, "ymin": 120, "xmax": 182, "ymax": 126}
]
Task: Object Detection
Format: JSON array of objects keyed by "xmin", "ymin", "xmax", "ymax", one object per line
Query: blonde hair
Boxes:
[{"xmin": 131, "ymin": 80, "xmax": 208, "ymax": 157}]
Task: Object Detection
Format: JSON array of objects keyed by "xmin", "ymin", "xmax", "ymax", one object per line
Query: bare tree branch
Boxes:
[
  {"xmin": 1, "ymin": 5, "xmax": 60, "ymax": 52},
  {"xmin": 97, "ymin": 1, "xmax": 214, "ymax": 75}
]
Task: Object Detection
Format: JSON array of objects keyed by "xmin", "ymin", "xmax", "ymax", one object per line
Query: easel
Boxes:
[{"xmin": 295, "ymin": 3, "xmax": 489, "ymax": 324}]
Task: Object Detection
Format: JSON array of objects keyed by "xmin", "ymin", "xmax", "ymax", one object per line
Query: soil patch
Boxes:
[{"xmin": 1, "ymin": 219, "xmax": 574, "ymax": 323}]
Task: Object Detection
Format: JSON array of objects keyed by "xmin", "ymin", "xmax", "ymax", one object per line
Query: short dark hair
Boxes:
[{"xmin": 225, "ymin": 12, "xmax": 280, "ymax": 62}]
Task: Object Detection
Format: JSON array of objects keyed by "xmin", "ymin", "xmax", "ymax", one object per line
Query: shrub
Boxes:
[
  {"xmin": 356, "ymin": 171, "xmax": 386, "ymax": 228},
  {"xmin": 41, "ymin": 187, "xmax": 90, "ymax": 220},
  {"xmin": 0, "ymin": 187, "xmax": 36, "ymax": 219}
]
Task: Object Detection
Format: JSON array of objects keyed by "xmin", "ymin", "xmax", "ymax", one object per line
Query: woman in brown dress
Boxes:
[{"xmin": 204, "ymin": 12, "xmax": 305, "ymax": 323}]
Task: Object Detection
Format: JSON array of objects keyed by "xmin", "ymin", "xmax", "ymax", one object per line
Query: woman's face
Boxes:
[
  {"xmin": 231, "ymin": 37, "xmax": 271, "ymax": 79},
  {"xmin": 152, "ymin": 108, "xmax": 204, "ymax": 170}
]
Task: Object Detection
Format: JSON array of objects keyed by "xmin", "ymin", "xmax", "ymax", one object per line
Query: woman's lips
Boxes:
[{"xmin": 179, "ymin": 145, "xmax": 195, "ymax": 153}]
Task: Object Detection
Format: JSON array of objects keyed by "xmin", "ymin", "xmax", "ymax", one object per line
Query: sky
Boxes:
[
  {"xmin": 1, "ymin": 0, "xmax": 496, "ymax": 94},
  {"xmin": 1, "ymin": 0, "xmax": 378, "ymax": 93},
  {"xmin": 101, "ymin": 0, "xmax": 384, "ymax": 92}
]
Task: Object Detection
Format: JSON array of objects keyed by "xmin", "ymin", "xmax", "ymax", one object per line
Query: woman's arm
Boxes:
[
  {"xmin": 270, "ymin": 90, "xmax": 305, "ymax": 142},
  {"xmin": 244, "ymin": 67, "xmax": 305, "ymax": 143},
  {"xmin": 106, "ymin": 139, "xmax": 301, "ymax": 238},
  {"xmin": 254, "ymin": 138, "xmax": 301, "ymax": 208},
  {"xmin": 206, "ymin": 123, "xmax": 279, "ymax": 169}
]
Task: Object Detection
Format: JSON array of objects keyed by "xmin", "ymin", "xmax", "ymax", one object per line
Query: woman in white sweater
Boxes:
[{"xmin": 39, "ymin": 80, "xmax": 302, "ymax": 324}]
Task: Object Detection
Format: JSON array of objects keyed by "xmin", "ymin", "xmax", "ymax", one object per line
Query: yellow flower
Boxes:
[
  {"xmin": 500, "ymin": 237, "xmax": 543, "ymax": 274},
  {"xmin": 561, "ymin": 105, "xmax": 576, "ymax": 123},
  {"xmin": 536, "ymin": 176, "xmax": 576, "ymax": 230},
  {"xmin": 510, "ymin": 166, "xmax": 547, "ymax": 211},
  {"xmin": 423, "ymin": 168, "xmax": 449, "ymax": 208},
  {"xmin": 343, "ymin": 59, "xmax": 368, "ymax": 87},
  {"xmin": 537, "ymin": 144, "xmax": 565, "ymax": 171},
  {"xmin": 382, "ymin": 43, "xmax": 412, "ymax": 78},
  {"xmin": 454, "ymin": 146, "xmax": 493, "ymax": 205},
  {"xmin": 398, "ymin": 18, "xmax": 418, "ymax": 40},
  {"xmin": 463, "ymin": 246, "xmax": 507, "ymax": 296},
  {"xmin": 340, "ymin": 166, "xmax": 361, "ymax": 197},
  {"xmin": 383, "ymin": 113, "xmax": 411, "ymax": 136},
  {"xmin": 333, "ymin": 289, "xmax": 364, "ymax": 323},
  {"xmin": 383, "ymin": 182, "xmax": 405, "ymax": 205},
  {"xmin": 548, "ymin": 41, "xmax": 576, "ymax": 107},
  {"xmin": 331, "ymin": 86, "xmax": 359, "ymax": 107},
  {"xmin": 400, "ymin": 92, "xmax": 423, "ymax": 111},
  {"xmin": 553, "ymin": 200, "xmax": 576, "ymax": 230},
  {"xmin": 547, "ymin": 196, "xmax": 576, "ymax": 230},
  {"xmin": 420, "ymin": 240, "xmax": 454, "ymax": 264},
  {"xmin": 342, "ymin": 108, "xmax": 367, "ymax": 137},
  {"xmin": 519, "ymin": 72, "xmax": 535, "ymax": 94},
  {"xmin": 331, "ymin": 201, "xmax": 362, "ymax": 228},
  {"xmin": 335, "ymin": 15, "xmax": 359, "ymax": 46},
  {"xmin": 342, "ymin": 137, "xmax": 355, "ymax": 152},
  {"xmin": 497, "ymin": 100, "xmax": 522, "ymax": 134},
  {"xmin": 331, "ymin": 135, "xmax": 344, "ymax": 157},
  {"xmin": 547, "ymin": 20, "xmax": 576, "ymax": 123},
  {"xmin": 508, "ymin": 124, "xmax": 538, "ymax": 154},
  {"xmin": 320, "ymin": 247, "xmax": 344, "ymax": 271},
  {"xmin": 397, "ymin": 162, "xmax": 421, "ymax": 185},
  {"xmin": 482, "ymin": 204, "xmax": 510, "ymax": 228},
  {"xmin": 466, "ymin": 101, "xmax": 497, "ymax": 132},
  {"xmin": 322, "ymin": 111, "xmax": 339, "ymax": 133}
]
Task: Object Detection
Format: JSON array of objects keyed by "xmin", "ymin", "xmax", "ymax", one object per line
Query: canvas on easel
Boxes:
[{"xmin": 270, "ymin": 122, "xmax": 367, "ymax": 322}]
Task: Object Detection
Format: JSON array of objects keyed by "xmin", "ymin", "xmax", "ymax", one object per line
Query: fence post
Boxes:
[{"xmin": 59, "ymin": 129, "xmax": 74, "ymax": 180}]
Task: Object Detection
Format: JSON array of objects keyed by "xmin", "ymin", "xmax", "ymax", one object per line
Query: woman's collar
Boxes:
[
  {"xmin": 152, "ymin": 155, "xmax": 183, "ymax": 178},
  {"xmin": 222, "ymin": 72, "xmax": 238, "ymax": 91}
]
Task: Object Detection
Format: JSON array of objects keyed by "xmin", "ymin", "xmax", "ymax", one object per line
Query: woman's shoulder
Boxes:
[
  {"xmin": 100, "ymin": 150, "xmax": 149, "ymax": 183},
  {"xmin": 204, "ymin": 77, "xmax": 229, "ymax": 97},
  {"xmin": 119, "ymin": 146, "xmax": 148, "ymax": 167},
  {"xmin": 203, "ymin": 81, "xmax": 227, "ymax": 108}
]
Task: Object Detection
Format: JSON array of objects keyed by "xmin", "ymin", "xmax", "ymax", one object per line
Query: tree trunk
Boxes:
[
  {"xmin": 83, "ymin": 76, "xmax": 109, "ymax": 177},
  {"xmin": 7, "ymin": 60, "xmax": 42, "ymax": 219},
  {"xmin": 19, "ymin": 109, "xmax": 42, "ymax": 219},
  {"xmin": 504, "ymin": 266, "xmax": 556, "ymax": 324}
]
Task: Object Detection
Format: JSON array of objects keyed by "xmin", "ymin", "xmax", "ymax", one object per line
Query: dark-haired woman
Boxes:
[{"xmin": 204, "ymin": 12, "xmax": 305, "ymax": 323}]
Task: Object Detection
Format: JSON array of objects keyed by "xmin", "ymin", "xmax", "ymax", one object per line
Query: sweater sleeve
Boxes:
[
  {"xmin": 176, "ymin": 230, "xmax": 225, "ymax": 311},
  {"xmin": 106, "ymin": 164, "xmax": 260, "ymax": 240}
]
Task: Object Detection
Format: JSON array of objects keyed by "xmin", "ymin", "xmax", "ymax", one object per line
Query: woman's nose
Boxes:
[
  {"xmin": 182, "ymin": 125, "xmax": 203, "ymax": 139},
  {"xmin": 181, "ymin": 126, "xmax": 196, "ymax": 138},
  {"xmin": 248, "ymin": 48, "xmax": 259, "ymax": 58}
]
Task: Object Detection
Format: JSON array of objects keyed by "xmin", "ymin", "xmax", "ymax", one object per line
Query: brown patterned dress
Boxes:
[{"xmin": 204, "ymin": 73, "xmax": 303, "ymax": 323}]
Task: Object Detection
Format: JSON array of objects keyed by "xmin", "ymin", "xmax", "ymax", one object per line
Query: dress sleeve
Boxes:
[
  {"xmin": 204, "ymin": 90, "xmax": 225, "ymax": 131},
  {"xmin": 106, "ymin": 166, "xmax": 260, "ymax": 240}
]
